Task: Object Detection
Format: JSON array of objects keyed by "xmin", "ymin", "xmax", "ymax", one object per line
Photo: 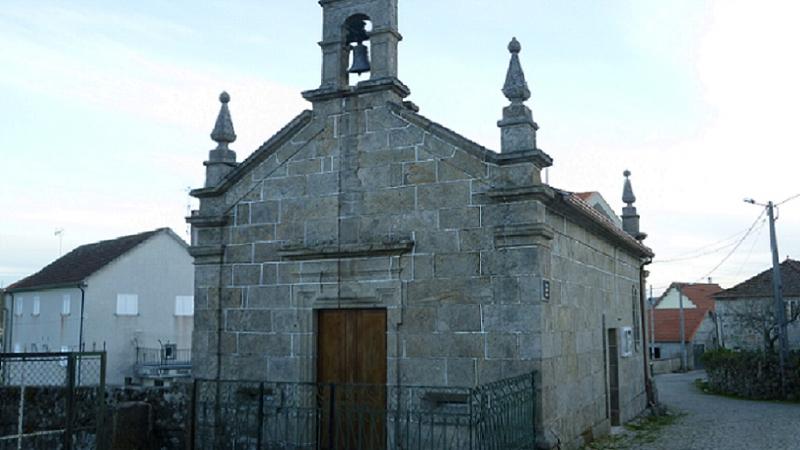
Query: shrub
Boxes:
[{"xmin": 701, "ymin": 349, "xmax": 800, "ymax": 401}]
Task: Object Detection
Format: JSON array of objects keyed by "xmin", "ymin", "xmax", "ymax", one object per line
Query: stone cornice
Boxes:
[
  {"xmin": 302, "ymin": 77, "xmax": 410, "ymax": 102},
  {"xmin": 188, "ymin": 245, "xmax": 224, "ymax": 259},
  {"xmin": 494, "ymin": 223, "xmax": 554, "ymax": 249},
  {"xmin": 487, "ymin": 185, "xmax": 556, "ymax": 203},
  {"xmin": 279, "ymin": 240, "xmax": 414, "ymax": 261},
  {"xmin": 387, "ymin": 102, "xmax": 553, "ymax": 168},
  {"xmin": 185, "ymin": 214, "xmax": 229, "ymax": 228},
  {"xmin": 191, "ymin": 110, "xmax": 315, "ymax": 199}
]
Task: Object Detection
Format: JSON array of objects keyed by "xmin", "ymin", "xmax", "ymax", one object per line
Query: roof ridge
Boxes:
[{"xmin": 6, "ymin": 228, "xmax": 168, "ymax": 292}]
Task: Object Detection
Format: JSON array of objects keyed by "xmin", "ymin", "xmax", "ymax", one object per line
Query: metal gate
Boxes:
[{"xmin": 0, "ymin": 352, "xmax": 106, "ymax": 450}]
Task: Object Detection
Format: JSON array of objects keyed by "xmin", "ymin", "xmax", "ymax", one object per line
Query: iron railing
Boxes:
[
  {"xmin": 0, "ymin": 352, "xmax": 106, "ymax": 450},
  {"xmin": 191, "ymin": 372, "xmax": 535, "ymax": 450},
  {"xmin": 135, "ymin": 347, "xmax": 191, "ymax": 379},
  {"xmin": 135, "ymin": 347, "xmax": 191, "ymax": 366}
]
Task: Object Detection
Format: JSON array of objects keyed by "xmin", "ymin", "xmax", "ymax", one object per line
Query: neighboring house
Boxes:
[
  {"xmin": 186, "ymin": 1, "xmax": 655, "ymax": 448},
  {"xmin": 2, "ymin": 228, "xmax": 194, "ymax": 385},
  {"xmin": 649, "ymin": 283, "xmax": 722, "ymax": 370},
  {"xmin": 575, "ymin": 192, "xmax": 624, "ymax": 229},
  {"xmin": 716, "ymin": 259, "xmax": 800, "ymax": 351}
]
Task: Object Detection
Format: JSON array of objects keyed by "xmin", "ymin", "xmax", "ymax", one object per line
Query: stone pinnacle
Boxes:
[{"xmin": 211, "ymin": 91, "xmax": 237, "ymax": 150}]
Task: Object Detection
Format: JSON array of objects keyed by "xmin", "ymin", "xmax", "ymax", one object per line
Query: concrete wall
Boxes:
[
  {"xmin": 651, "ymin": 357, "xmax": 681, "ymax": 375},
  {"xmin": 717, "ymin": 296, "xmax": 800, "ymax": 350},
  {"xmin": 84, "ymin": 231, "xmax": 194, "ymax": 384},
  {"xmin": 5, "ymin": 286, "xmax": 83, "ymax": 353}
]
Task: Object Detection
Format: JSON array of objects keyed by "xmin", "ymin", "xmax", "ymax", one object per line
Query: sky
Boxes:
[{"xmin": 1, "ymin": 0, "xmax": 799, "ymax": 295}]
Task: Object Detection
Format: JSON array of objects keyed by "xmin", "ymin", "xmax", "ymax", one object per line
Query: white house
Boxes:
[{"xmin": 3, "ymin": 228, "xmax": 194, "ymax": 385}]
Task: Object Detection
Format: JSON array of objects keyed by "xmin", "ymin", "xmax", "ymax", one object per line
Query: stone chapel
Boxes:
[{"xmin": 187, "ymin": 0, "xmax": 655, "ymax": 448}]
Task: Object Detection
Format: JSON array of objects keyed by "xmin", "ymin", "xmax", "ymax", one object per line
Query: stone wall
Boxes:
[
  {"xmin": 717, "ymin": 296, "xmax": 800, "ymax": 351},
  {"xmin": 0, "ymin": 384, "xmax": 190, "ymax": 450},
  {"xmin": 539, "ymin": 209, "xmax": 647, "ymax": 448},
  {"xmin": 190, "ymin": 86, "xmax": 650, "ymax": 449},
  {"xmin": 191, "ymin": 97, "xmax": 544, "ymax": 388}
]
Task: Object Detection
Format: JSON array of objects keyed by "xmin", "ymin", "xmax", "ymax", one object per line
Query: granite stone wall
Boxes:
[
  {"xmin": 189, "ymin": 86, "xmax": 649, "ymax": 450},
  {"xmin": 539, "ymin": 209, "xmax": 648, "ymax": 448}
]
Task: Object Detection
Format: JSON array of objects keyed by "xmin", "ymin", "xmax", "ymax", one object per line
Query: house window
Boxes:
[
  {"xmin": 116, "ymin": 294, "xmax": 139, "ymax": 316},
  {"xmin": 32, "ymin": 297, "xmax": 41, "ymax": 316},
  {"xmin": 14, "ymin": 297, "xmax": 23, "ymax": 316},
  {"xmin": 787, "ymin": 300, "xmax": 799, "ymax": 319},
  {"xmin": 175, "ymin": 296, "xmax": 194, "ymax": 316},
  {"xmin": 31, "ymin": 343, "xmax": 38, "ymax": 352},
  {"xmin": 62, "ymin": 294, "xmax": 71, "ymax": 315},
  {"xmin": 13, "ymin": 343, "xmax": 21, "ymax": 353}
]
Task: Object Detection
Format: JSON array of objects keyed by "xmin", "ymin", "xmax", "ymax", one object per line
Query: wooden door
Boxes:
[
  {"xmin": 317, "ymin": 309, "xmax": 387, "ymax": 449},
  {"xmin": 607, "ymin": 328, "xmax": 621, "ymax": 426}
]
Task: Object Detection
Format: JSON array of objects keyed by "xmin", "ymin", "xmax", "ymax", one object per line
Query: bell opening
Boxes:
[{"xmin": 344, "ymin": 15, "xmax": 373, "ymax": 84}]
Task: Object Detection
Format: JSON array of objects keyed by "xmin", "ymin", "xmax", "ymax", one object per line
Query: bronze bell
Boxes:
[{"xmin": 348, "ymin": 42, "xmax": 371, "ymax": 75}]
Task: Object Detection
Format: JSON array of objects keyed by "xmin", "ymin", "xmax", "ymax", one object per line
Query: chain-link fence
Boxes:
[{"xmin": 0, "ymin": 352, "xmax": 106, "ymax": 450}]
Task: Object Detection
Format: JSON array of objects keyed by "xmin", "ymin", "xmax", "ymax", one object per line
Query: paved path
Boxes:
[{"xmin": 635, "ymin": 371, "xmax": 800, "ymax": 450}]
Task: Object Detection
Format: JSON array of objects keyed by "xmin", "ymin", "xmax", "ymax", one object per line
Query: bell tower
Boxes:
[{"xmin": 303, "ymin": 0, "xmax": 409, "ymax": 102}]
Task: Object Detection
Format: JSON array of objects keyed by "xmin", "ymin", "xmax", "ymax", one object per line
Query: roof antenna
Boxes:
[{"xmin": 54, "ymin": 228, "xmax": 65, "ymax": 256}]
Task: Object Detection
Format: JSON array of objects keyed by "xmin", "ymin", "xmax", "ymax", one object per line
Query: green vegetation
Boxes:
[
  {"xmin": 583, "ymin": 409, "xmax": 684, "ymax": 450},
  {"xmin": 701, "ymin": 348, "xmax": 800, "ymax": 401}
]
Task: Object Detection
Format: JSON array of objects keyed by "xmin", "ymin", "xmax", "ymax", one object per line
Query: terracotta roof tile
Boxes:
[{"xmin": 652, "ymin": 308, "xmax": 709, "ymax": 342}]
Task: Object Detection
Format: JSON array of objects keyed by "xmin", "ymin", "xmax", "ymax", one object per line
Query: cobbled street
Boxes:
[{"xmin": 634, "ymin": 371, "xmax": 800, "ymax": 450}]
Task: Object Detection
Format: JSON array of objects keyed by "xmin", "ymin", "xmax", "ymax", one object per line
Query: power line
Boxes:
[
  {"xmin": 777, "ymin": 193, "xmax": 800, "ymax": 206},
  {"xmin": 651, "ymin": 226, "xmax": 751, "ymax": 264},
  {"xmin": 696, "ymin": 209, "xmax": 766, "ymax": 282},
  {"xmin": 732, "ymin": 217, "xmax": 767, "ymax": 280}
]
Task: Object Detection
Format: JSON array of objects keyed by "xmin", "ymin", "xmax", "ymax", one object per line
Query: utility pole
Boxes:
[
  {"xmin": 767, "ymin": 201, "xmax": 788, "ymax": 397},
  {"xmin": 746, "ymin": 198, "xmax": 789, "ymax": 397},
  {"xmin": 679, "ymin": 288, "xmax": 688, "ymax": 371}
]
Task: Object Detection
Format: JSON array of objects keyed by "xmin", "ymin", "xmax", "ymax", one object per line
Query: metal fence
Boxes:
[
  {"xmin": 135, "ymin": 347, "xmax": 192, "ymax": 380},
  {"xmin": 0, "ymin": 352, "xmax": 106, "ymax": 450},
  {"xmin": 191, "ymin": 372, "xmax": 535, "ymax": 450}
]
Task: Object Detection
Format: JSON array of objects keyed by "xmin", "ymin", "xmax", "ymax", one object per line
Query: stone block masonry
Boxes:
[{"xmin": 187, "ymin": 2, "xmax": 653, "ymax": 447}]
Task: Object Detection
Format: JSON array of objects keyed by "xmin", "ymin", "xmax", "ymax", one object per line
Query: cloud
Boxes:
[{"xmin": 0, "ymin": 3, "xmax": 307, "ymax": 154}]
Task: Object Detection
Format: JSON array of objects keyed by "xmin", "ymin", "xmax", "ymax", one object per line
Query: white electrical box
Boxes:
[{"xmin": 621, "ymin": 327, "xmax": 634, "ymax": 357}]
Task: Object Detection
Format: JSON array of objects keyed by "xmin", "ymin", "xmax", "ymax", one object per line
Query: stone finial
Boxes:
[
  {"xmin": 204, "ymin": 91, "xmax": 237, "ymax": 188},
  {"xmin": 498, "ymin": 37, "xmax": 540, "ymax": 155},
  {"xmin": 502, "ymin": 38, "xmax": 531, "ymax": 104},
  {"xmin": 621, "ymin": 170, "xmax": 646, "ymax": 241},
  {"xmin": 211, "ymin": 91, "xmax": 237, "ymax": 150},
  {"xmin": 623, "ymin": 170, "xmax": 636, "ymax": 206}
]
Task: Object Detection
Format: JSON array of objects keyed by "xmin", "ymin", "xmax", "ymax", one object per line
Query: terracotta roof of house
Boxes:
[
  {"xmin": 652, "ymin": 308, "xmax": 710, "ymax": 342},
  {"xmin": 6, "ymin": 228, "xmax": 168, "ymax": 292},
  {"xmin": 715, "ymin": 259, "xmax": 800, "ymax": 299},
  {"xmin": 651, "ymin": 282, "xmax": 721, "ymax": 343},
  {"xmin": 575, "ymin": 192, "xmax": 596, "ymax": 201},
  {"xmin": 656, "ymin": 282, "xmax": 722, "ymax": 311}
]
